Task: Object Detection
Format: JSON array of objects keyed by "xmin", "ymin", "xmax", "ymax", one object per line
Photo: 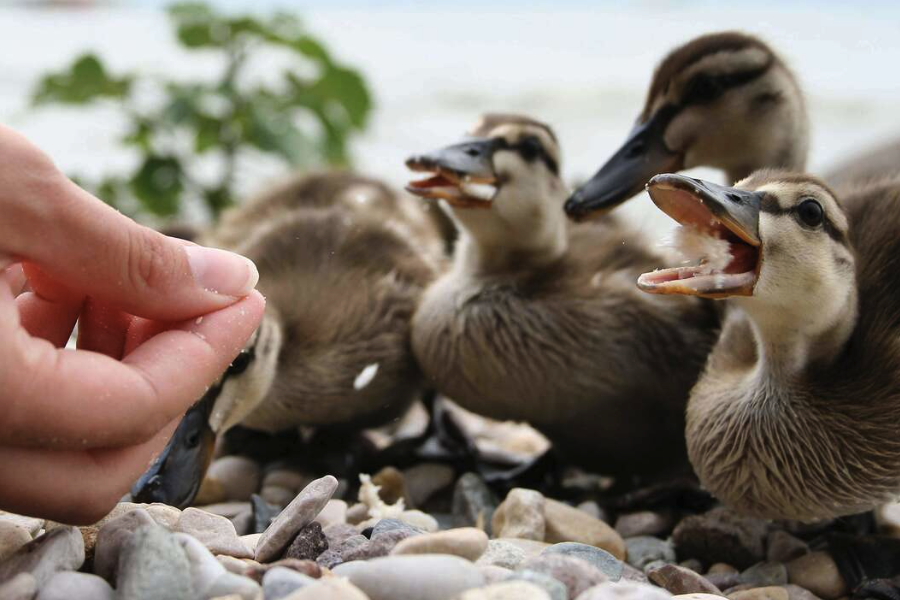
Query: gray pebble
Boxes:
[
  {"xmin": 37, "ymin": 572, "xmax": 114, "ymax": 600},
  {"xmin": 476, "ymin": 540, "xmax": 527, "ymax": 570},
  {"xmin": 614, "ymin": 512, "xmax": 672, "ymax": 539},
  {"xmin": 0, "ymin": 573, "xmax": 37, "ymax": 600},
  {"xmin": 263, "ymin": 565, "xmax": 315, "ymax": 600},
  {"xmin": 672, "ymin": 507, "xmax": 768, "ymax": 569},
  {"xmin": 93, "ymin": 508, "xmax": 155, "ymax": 583},
  {"xmin": 646, "ymin": 563, "xmax": 722, "ymax": 596},
  {"xmin": 255, "ymin": 475, "xmax": 338, "ymax": 562},
  {"xmin": 767, "ymin": 531, "xmax": 810, "ymax": 563},
  {"xmin": 625, "ymin": 536, "xmax": 676, "ymax": 571},
  {"xmin": 542, "ymin": 542, "xmax": 623, "ymax": 581},
  {"xmin": 203, "ymin": 571, "xmax": 261, "ymax": 600},
  {"xmin": 740, "ymin": 561, "xmax": 788, "ymax": 587},
  {"xmin": 371, "ymin": 519, "xmax": 424, "ymax": 538},
  {"xmin": 521, "ymin": 554, "xmax": 608, "ymax": 599},
  {"xmin": 173, "ymin": 532, "xmax": 225, "ymax": 598},
  {"xmin": 506, "ymin": 569, "xmax": 567, "ymax": 600},
  {"xmin": 334, "ymin": 554, "xmax": 484, "ymax": 600},
  {"xmin": 453, "ymin": 473, "xmax": 498, "ymax": 535},
  {"xmin": 116, "ymin": 525, "xmax": 193, "ymax": 600},
  {"xmin": 574, "ymin": 580, "xmax": 674, "ymax": 599},
  {"xmin": 0, "ymin": 526, "xmax": 84, "ymax": 588}
]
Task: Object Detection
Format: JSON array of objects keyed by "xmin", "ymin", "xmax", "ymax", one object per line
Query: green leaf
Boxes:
[
  {"xmin": 32, "ymin": 53, "xmax": 132, "ymax": 106},
  {"xmin": 129, "ymin": 156, "xmax": 183, "ymax": 216},
  {"xmin": 240, "ymin": 102, "xmax": 310, "ymax": 165},
  {"xmin": 203, "ymin": 186, "xmax": 233, "ymax": 217},
  {"xmin": 194, "ymin": 116, "xmax": 221, "ymax": 153}
]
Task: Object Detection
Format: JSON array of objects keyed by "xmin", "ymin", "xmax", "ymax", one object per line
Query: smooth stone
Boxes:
[
  {"xmin": 261, "ymin": 486, "xmax": 297, "ymax": 508},
  {"xmin": 403, "ymin": 463, "xmax": 455, "ymax": 507},
  {"xmin": 625, "ymin": 536, "xmax": 676, "ymax": 571},
  {"xmin": 371, "ymin": 519, "xmax": 424, "ymax": 538},
  {"xmin": 729, "ymin": 588, "xmax": 789, "ymax": 600},
  {"xmin": 575, "ymin": 580, "xmax": 674, "ymax": 599},
  {"xmin": 196, "ymin": 476, "xmax": 228, "ymax": 506},
  {"xmin": 0, "ymin": 514, "xmax": 43, "ymax": 538},
  {"xmin": 284, "ymin": 522, "xmax": 328, "ymax": 561},
  {"xmin": 177, "ymin": 508, "xmax": 253, "ymax": 559},
  {"xmin": 614, "ymin": 512, "xmax": 672, "ymax": 539},
  {"xmin": 0, "ymin": 526, "xmax": 84, "ymax": 587},
  {"xmin": 781, "ymin": 584, "xmax": 823, "ymax": 600},
  {"xmin": 37, "ymin": 571, "xmax": 113, "ymax": 600},
  {"xmin": 263, "ymin": 566, "xmax": 315, "ymax": 600},
  {"xmin": 197, "ymin": 503, "xmax": 252, "ymax": 520},
  {"xmin": 395, "ymin": 511, "xmax": 438, "ymax": 533},
  {"xmin": 335, "ymin": 535, "xmax": 372, "ymax": 563},
  {"xmin": 280, "ymin": 577, "xmax": 369, "ymax": 599},
  {"xmin": 316, "ymin": 549, "xmax": 343, "ymax": 569},
  {"xmin": 542, "ymin": 542, "xmax": 623, "ymax": 581},
  {"xmin": 741, "ymin": 562, "xmax": 788, "ymax": 587},
  {"xmin": 255, "ymin": 476, "xmax": 338, "ymax": 562},
  {"xmin": 672, "ymin": 508, "xmax": 767, "ymax": 570},
  {"xmin": 620, "ymin": 563, "xmax": 649, "ymax": 584},
  {"xmin": 766, "ymin": 532, "xmax": 809, "ymax": 564},
  {"xmin": 315, "ymin": 500, "xmax": 348, "ymax": 529},
  {"xmin": 706, "ymin": 570, "xmax": 742, "ymax": 591},
  {"xmin": 544, "ymin": 499, "xmax": 626, "ymax": 561},
  {"xmin": 476, "ymin": 540, "xmax": 527, "ymax": 570},
  {"xmin": 245, "ymin": 558, "xmax": 321, "ymax": 583},
  {"xmin": 0, "ymin": 523, "xmax": 33, "ymax": 562},
  {"xmin": 457, "ymin": 581, "xmax": 551, "ymax": 599},
  {"xmin": 497, "ymin": 538, "xmax": 550, "ymax": 558},
  {"xmin": 647, "ymin": 564, "xmax": 723, "ymax": 596},
  {"xmin": 505, "ymin": 569, "xmax": 567, "ymax": 600},
  {"xmin": 480, "ymin": 565, "xmax": 514, "ymax": 584},
  {"xmin": 93, "ymin": 508, "xmax": 156, "ymax": 582},
  {"xmin": 680, "ymin": 560, "xmax": 704, "ymax": 574},
  {"xmin": 492, "ymin": 489, "xmax": 546, "ymax": 542},
  {"xmin": 250, "ymin": 495, "xmax": 278, "ymax": 535},
  {"xmin": 346, "ymin": 503, "xmax": 370, "ymax": 526},
  {"xmin": 116, "ymin": 525, "xmax": 192, "ymax": 600},
  {"xmin": 521, "ymin": 553, "xmax": 608, "ymax": 599},
  {"xmin": 453, "ymin": 473, "xmax": 498, "ymax": 535},
  {"xmin": 0, "ymin": 573, "xmax": 37, "ymax": 600},
  {"xmin": 217, "ymin": 555, "xmax": 254, "ymax": 575},
  {"xmin": 334, "ymin": 554, "xmax": 484, "ymax": 600},
  {"xmin": 231, "ymin": 511, "xmax": 252, "ymax": 537},
  {"xmin": 204, "ymin": 572, "xmax": 261, "ymax": 600},
  {"xmin": 785, "ymin": 553, "xmax": 847, "ymax": 600},
  {"xmin": 207, "ymin": 456, "xmax": 261, "ymax": 502},
  {"xmin": 174, "ymin": 532, "xmax": 227, "ymax": 598},
  {"xmin": 371, "ymin": 467, "xmax": 410, "ymax": 506},
  {"xmin": 324, "ymin": 524, "xmax": 359, "ymax": 547},
  {"xmin": 241, "ymin": 534, "xmax": 262, "ymax": 553},
  {"xmin": 576, "ymin": 502, "xmax": 603, "ymax": 521},
  {"xmin": 708, "ymin": 563, "xmax": 738, "ymax": 575},
  {"xmin": 390, "ymin": 527, "xmax": 488, "ymax": 561},
  {"xmin": 262, "ymin": 469, "xmax": 311, "ymax": 493},
  {"xmin": 144, "ymin": 504, "xmax": 182, "ymax": 530}
]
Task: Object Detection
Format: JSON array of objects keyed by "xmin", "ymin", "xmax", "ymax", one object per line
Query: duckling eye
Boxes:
[
  {"xmin": 683, "ymin": 74, "xmax": 723, "ymax": 105},
  {"xmin": 228, "ymin": 350, "xmax": 254, "ymax": 375},
  {"xmin": 518, "ymin": 137, "xmax": 542, "ymax": 162},
  {"xmin": 796, "ymin": 198, "xmax": 824, "ymax": 228}
]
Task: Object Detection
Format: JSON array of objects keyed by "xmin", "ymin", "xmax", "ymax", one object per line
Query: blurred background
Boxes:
[{"xmin": 2, "ymin": 0, "xmax": 900, "ymax": 237}]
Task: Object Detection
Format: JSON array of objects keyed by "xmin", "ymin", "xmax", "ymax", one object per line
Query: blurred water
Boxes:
[{"xmin": 2, "ymin": 2, "xmax": 899, "ymax": 236}]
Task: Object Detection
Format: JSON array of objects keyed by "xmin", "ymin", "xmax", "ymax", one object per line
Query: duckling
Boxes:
[
  {"xmin": 133, "ymin": 171, "xmax": 443, "ymax": 506},
  {"xmin": 637, "ymin": 170, "xmax": 900, "ymax": 521},
  {"xmin": 406, "ymin": 114, "xmax": 719, "ymax": 477}
]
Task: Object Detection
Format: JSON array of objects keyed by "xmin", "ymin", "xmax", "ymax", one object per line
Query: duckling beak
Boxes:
[
  {"xmin": 564, "ymin": 105, "xmax": 683, "ymax": 221},
  {"xmin": 638, "ymin": 173, "xmax": 763, "ymax": 298},
  {"xmin": 131, "ymin": 389, "xmax": 217, "ymax": 509},
  {"xmin": 405, "ymin": 138, "xmax": 500, "ymax": 208}
]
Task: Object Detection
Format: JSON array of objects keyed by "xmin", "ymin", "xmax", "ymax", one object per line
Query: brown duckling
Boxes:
[
  {"xmin": 405, "ymin": 114, "xmax": 719, "ymax": 477},
  {"xmin": 637, "ymin": 170, "xmax": 900, "ymax": 521}
]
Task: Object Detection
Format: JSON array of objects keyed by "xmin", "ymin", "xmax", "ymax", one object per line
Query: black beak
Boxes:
[
  {"xmin": 565, "ymin": 105, "xmax": 683, "ymax": 220},
  {"xmin": 131, "ymin": 388, "xmax": 217, "ymax": 508},
  {"xmin": 647, "ymin": 173, "xmax": 762, "ymax": 245},
  {"xmin": 406, "ymin": 138, "xmax": 499, "ymax": 181}
]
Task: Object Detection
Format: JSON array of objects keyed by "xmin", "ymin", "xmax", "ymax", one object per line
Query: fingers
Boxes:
[
  {"xmin": 77, "ymin": 299, "xmax": 132, "ymax": 359},
  {"xmin": 0, "ymin": 419, "xmax": 179, "ymax": 525},
  {"xmin": 15, "ymin": 292, "xmax": 83, "ymax": 348},
  {"xmin": 0, "ymin": 290, "xmax": 265, "ymax": 450},
  {"xmin": 2, "ymin": 263, "xmax": 26, "ymax": 295}
]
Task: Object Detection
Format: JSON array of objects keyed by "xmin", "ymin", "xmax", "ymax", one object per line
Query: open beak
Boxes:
[
  {"xmin": 131, "ymin": 388, "xmax": 217, "ymax": 508},
  {"xmin": 405, "ymin": 138, "xmax": 500, "ymax": 208},
  {"xmin": 638, "ymin": 173, "xmax": 763, "ymax": 298},
  {"xmin": 565, "ymin": 105, "xmax": 683, "ymax": 221}
]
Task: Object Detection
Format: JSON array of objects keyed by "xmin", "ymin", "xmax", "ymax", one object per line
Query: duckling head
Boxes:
[
  {"xmin": 566, "ymin": 31, "xmax": 808, "ymax": 221},
  {"xmin": 406, "ymin": 114, "xmax": 568, "ymax": 269}
]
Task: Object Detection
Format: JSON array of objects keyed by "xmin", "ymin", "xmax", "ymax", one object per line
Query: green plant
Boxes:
[{"xmin": 30, "ymin": 2, "xmax": 373, "ymax": 222}]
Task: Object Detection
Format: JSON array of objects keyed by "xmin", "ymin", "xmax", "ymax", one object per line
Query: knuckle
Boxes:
[{"xmin": 127, "ymin": 231, "xmax": 176, "ymax": 294}]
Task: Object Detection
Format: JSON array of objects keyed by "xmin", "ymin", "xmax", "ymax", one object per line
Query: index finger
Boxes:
[{"xmin": 0, "ymin": 288, "xmax": 265, "ymax": 450}]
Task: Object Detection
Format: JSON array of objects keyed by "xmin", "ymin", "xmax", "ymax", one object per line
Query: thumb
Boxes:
[{"xmin": 5, "ymin": 168, "xmax": 258, "ymax": 322}]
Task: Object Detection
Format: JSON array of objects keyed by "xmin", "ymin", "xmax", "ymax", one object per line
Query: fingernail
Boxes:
[{"xmin": 185, "ymin": 246, "xmax": 259, "ymax": 297}]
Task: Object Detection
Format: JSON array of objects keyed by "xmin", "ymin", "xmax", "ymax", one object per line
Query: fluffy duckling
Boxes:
[
  {"xmin": 133, "ymin": 171, "xmax": 443, "ymax": 506},
  {"xmin": 406, "ymin": 114, "xmax": 719, "ymax": 477},
  {"xmin": 637, "ymin": 170, "xmax": 900, "ymax": 521}
]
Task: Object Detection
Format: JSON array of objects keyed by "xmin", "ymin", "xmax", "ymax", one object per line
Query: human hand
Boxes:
[{"xmin": 0, "ymin": 124, "xmax": 265, "ymax": 524}]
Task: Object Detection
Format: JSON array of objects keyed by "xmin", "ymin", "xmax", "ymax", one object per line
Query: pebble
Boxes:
[
  {"xmin": 93, "ymin": 508, "xmax": 156, "ymax": 582},
  {"xmin": 251, "ymin": 495, "xmax": 279, "ymax": 535},
  {"xmin": 245, "ymin": 558, "xmax": 321, "ymax": 583},
  {"xmin": 255, "ymin": 475, "xmax": 338, "ymax": 562},
  {"xmin": 476, "ymin": 540, "xmax": 527, "ymax": 570},
  {"xmin": 647, "ymin": 564, "xmax": 723, "ymax": 596},
  {"xmin": 198, "ymin": 503, "xmax": 252, "ymax": 520},
  {"xmin": 492, "ymin": 489, "xmax": 546, "ymax": 541},
  {"xmin": 262, "ymin": 566, "xmax": 315, "ymax": 600},
  {"xmin": 625, "ymin": 536, "xmax": 676, "ymax": 571},
  {"xmin": 542, "ymin": 542, "xmax": 623, "ymax": 581},
  {"xmin": 729, "ymin": 588, "xmax": 789, "ymax": 600},
  {"xmin": 497, "ymin": 538, "xmax": 550, "ymax": 558},
  {"xmin": 480, "ymin": 565, "xmax": 514, "ymax": 584},
  {"xmin": 457, "ymin": 580, "xmax": 552, "ymax": 600},
  {"xmin": 316, "ymin": 549, "xmax": 343, "ymax": 569},
  {"xmin": 145, "ymin": 504, "xmax": 182, "ymax": 530},
  {"xmin": 0, "ymin": 573, "xmax": 36, "ymax": 600},
  {"xmin": 781, "ymin": 584, "xmax": 823, "ymax": 599},
  {"xmin": 218, "ymin": 555, "xmax": 254, "ymax": 575},
  {"xmin": 575, "ymin": 580, "xmax": 674, "ymax": 599},
  {"xmin": 372, "ymin": 466, "xmax": 411, "ymax": 506},
  {"xmin": 0, "ymin": 526, "xmax": 84, "ymax": 588},
  {"xmin": 203, "ymin": 571, "xmax": 262, "ymax": 600},
  {"xmin": 454, "ymin": 473, "xmax": 499, "ymax": 534},
  {"xmin": 680, "ymin": 559, "xmax": 704, "ymax": 574},
  {"xmin": 0, "ymin": 513, "xmax": 43, "ymax": 538},
  {"xmin": 315, "ymin": 500, "xmax": 348, "ymax": 529},
  {"xmin": 395, "ymin": 510, "xmax": 439, "ymax": 533},
  {"xmin": 614, "ymin": 512, "xmax": 672, "ymax": 539},
  {"xmin": 766, "ymin": 532, "xmax": 809, "ymax": 564},
  {"xmin": 620, "ymin": 563, "xmax": 649, "ymax": 584},
  {"xmin": 207, "ymin": 456, "xmax": 262, "ymax": 502},
  {"xmin": 371, "ymin": 519, "xmax": 423, "ymax": 539},
  {"xmin": 346, "ymin": 503, "xmax": 370, "ymax": 526},
  {"xmin": 279, "ymin": 577, "xmax": 370, "ymax": 599},
  {"xmin": 709, "ymin": 563, "xmax": 738, "ymax": 575},
  {"xmin": 196, "ymin": 476, "xmax": 228, "ymax": 505},
  {"xmin": 544, "ymin": 499, "xmax": 626, "ymax": 561},
  {"xmin": 261, "ymin": 486, "xmax": 297, "ymax": 508},
  {"xmin": 177, "ymin": 508, "xmax": 253, "ymax": 559},
  {"xmin": 0, "ymin": 522, "xmax": 32, "ymax": 562},
  {"xmin": 324, "ymin": 524, "xmax": 360, "ymax": 548},
  {"xmin": 391, "ymin": 527, "xmax": 488, "ymax": 561},
  {"xmin": 334, "ymin": 554, "xmax": 484, "ymax": 600},
  {"xmin": 521, "ymin": 553, "xmax": 609, "ymax": 599},
  {"xmin": 37, "ymin": 571, "xmax": 114, "ymax": 600},
  {"xmin": 116, "ymin": 525, "xmax": 192, "ymax": 600},
  {"xmin": 672, "ymin": 508, "xmax": 767, "ymax": 570},
  {"xmin": 262, "ymin": 468, "xmax": 312, "ymax": 493},
  {"xmin": 505, "ymin": 569, "xmax": 568, "ymax": 600},
  {"xmin": 241, "ymin": 534, "xmax": 262, "ymax": 553},
  {"xmin": 175, "ymin": 532, "xmax": 228, "ymax": 597},
  {"xmin": 403, "ymin": 463, "xmax": 455, "ymax": 507},
  {"xmin": 706, "ymin": 569, "xmax": 741, "ymax": 591},
  {"xmin": 785, "ymin": 552, "xmax": 847, "ymax": 600},
  {"xmin": 335, "ymin": 535, "xmax": 372, "ymax": 563},
  {"xmin": 741, "ymin": 562, "xmax": 788, "ymax": 587},
  {"xmin": 576, "ymin": 502, "xmax": 604, "ymax": 522},
  {"xmin": 285, "ymin": 522, "xmax": 328, "ymax": 561}
]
